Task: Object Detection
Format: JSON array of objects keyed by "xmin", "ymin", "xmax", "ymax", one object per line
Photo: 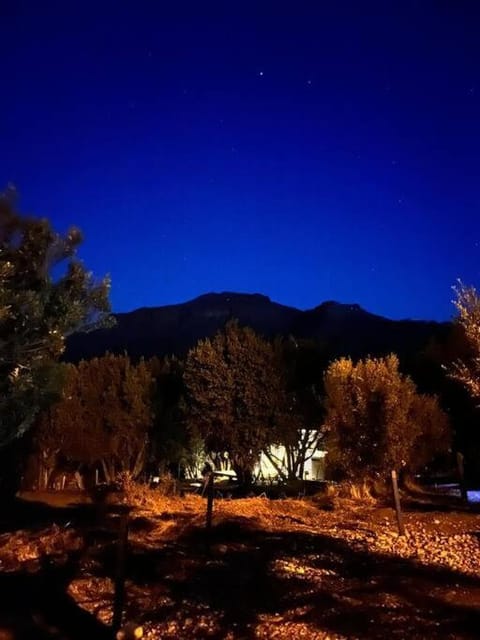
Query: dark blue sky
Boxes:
[{"xmin": 1, "ymin": 1, "xmax": 479, "ymax": 320}]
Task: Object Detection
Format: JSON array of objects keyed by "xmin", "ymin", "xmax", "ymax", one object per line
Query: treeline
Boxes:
[
  {"xmin": 27, "ymin": 319, "xmax": 452, "ymax": 490},
  {"xmin": 1, "ymin": 191, "xmax": 478, "ymax": 494}
]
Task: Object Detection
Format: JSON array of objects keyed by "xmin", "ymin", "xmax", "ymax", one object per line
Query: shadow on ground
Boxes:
[
  {"xmin": 117, "ymin": 515, "xmax": 480, "ymax": 639},
  {"xmin": 0, "ymin": 557, "xmax": 111, "ymax": 640},
  {"xmin": 2, "ymin": 494, "xmax": 480, "ymax": 639},
  {"xmin": 0, "ymin": 497, "xmax": 116, "ymax": 639}
]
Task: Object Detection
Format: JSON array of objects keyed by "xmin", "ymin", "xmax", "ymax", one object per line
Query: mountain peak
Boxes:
[
  {"xmin": 310, "ymin": 300, "xmax": 365, "ymax": 315},
  {"xmin": 193, "ymin": 291, "xmax": 272, "ymax": 305},
  {"xmin": 65, "ymin": 291, "xmax": 447, "ymax": 363}
]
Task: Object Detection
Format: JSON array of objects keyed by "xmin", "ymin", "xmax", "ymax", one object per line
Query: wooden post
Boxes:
[
  {"xmin": 456, "ymin": 452, "xmax": 468, "ymax": 502},
  {"xmin": 206, "ymin": 472, "xmax": 214, "ymax": 530},
  {"xmin": 205, "ymin": 472, "xmax": 214, "ymax": 551},
  {"xmin": 112, "ymin": 509, "xmax": 129, "ymax": 632},
  {"xmin": 391, "ymin": 470, "xmax": 406, "ymax": 536}
]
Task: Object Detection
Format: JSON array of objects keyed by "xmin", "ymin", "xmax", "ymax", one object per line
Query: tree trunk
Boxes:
[
  {"xmin": 39, "ymin": 448, "xmax": 59, "ymax": 490},
  {"xmin": 38, "ymin": 462, "xmax": 50, "ymax": 490},
  {"xmin": 233, "ymin": 463, "xmax": 254, "ymax": 487},
  {"xmin": 44, "ymin": 466, "xmax": 54, "ymax": 490},
  {"xmin": 298, "ymin": 438, "xmax": 309, "ymax": 480},
  {"xmin": 74, "ymin": 470, "xmax": 85, "ymax": 490},
  {"xmin": 101, "ymin": 458, "xmax": 115, "ymax": 484},
  {"xmin": 131, "ymin": 442, "xmax": 147, "ymax": 479}
]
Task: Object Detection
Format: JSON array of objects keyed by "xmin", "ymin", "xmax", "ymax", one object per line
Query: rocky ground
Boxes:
[{"xmin": 0, "ymin": 491, "xmax": 480, "ymax": 639}]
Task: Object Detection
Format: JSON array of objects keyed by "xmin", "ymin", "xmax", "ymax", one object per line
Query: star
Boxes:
[{"xmin": 258, "ymin": 71, "xmax": 264, "ymax": 77}]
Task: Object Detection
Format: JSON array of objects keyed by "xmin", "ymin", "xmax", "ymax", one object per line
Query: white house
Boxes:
[
  {"xmin": 185, "ymin": 430, "xmax": 326, "ymax": 482},
  {"xmin": 255, "ymin": 436, "xmax": 327, "ymax": 482}
]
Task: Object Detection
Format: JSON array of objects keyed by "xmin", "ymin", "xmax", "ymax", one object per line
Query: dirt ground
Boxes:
[{"xmin": 1, "ymin": 490, "xmax": 480, "ymax": 639}]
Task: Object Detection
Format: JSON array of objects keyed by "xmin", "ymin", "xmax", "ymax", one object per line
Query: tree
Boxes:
[
  {"xmin": 33, "ymin": 363, "xmax": 78, "ymax": 488},
  {"xmin": 148, "ymin": 356, "xmax": 209, "ymax": 479},
  {"xmin": 95, "ymin": 354, "xmax": 153, "ymax": 481},
  {"xmin": 262, "ymin": 337, "xmax": 325, "ymax": 481},
  {"xmin": 449, "ymin": 281, "xmax": 480, "ymax": 399},
  {"xmin": 148, "ymin": 356, "xmax": 187, "ymax": 475},
  {"xmin": 409, "ymin": 393, "xmax": 451, "ymax": 470},
  {"xmin": 34, "ymin": 354, "xmax": 154, "ymax": 483},
  {"xmin": 324, "ymin": 354, "xmax": 450, "ymax": 482},
  {"xmin": 0, "ymin": 188, "xmax": 112, "ymax": 446},
  {"xmin": 183, "ymin": 320, "xmax": 286, "ymax": 484}
]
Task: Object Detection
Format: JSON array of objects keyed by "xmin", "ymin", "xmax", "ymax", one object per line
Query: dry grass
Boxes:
[{"xmin": 0, "ymin": 525, "xmax": 83, "ymax": 572}]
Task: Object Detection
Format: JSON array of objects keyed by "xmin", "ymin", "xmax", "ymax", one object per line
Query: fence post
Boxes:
[
  {"xmin": 456, "ymin": 452, "xmax": 468, "ymax": 502},
  {"xmin": 391, "ymin": 470, "xmax": 406, "ymax": 536},
  {"xmin": 112, "ymin": 508, "xmax": 130, "ymax": 632},
  {"xmin": 205, "ymin": 472, "xmax": 214, "ymax": 551}
]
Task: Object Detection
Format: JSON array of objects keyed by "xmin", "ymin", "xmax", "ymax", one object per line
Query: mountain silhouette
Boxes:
[{"xmin": 65, "ymin": 292, "xmax": 449, "ymax": 363}]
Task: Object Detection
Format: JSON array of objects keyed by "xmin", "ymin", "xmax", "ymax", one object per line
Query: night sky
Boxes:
[{"xmin": 1, "ymin": 1, "xmax": 479, "ymax": 321}]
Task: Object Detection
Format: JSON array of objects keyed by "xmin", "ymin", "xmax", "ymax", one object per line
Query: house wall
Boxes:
[
  {"xmin": 183, "ymin": 432, "xmax": 327, "ymax": 481},
  {"xmin": 254, "ymin": 446, "xmax": 327, "ymax": 481}
]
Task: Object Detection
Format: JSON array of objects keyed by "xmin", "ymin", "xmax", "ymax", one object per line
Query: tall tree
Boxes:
[
  {"xmin": 324, "ymin": 354, "xmax": 450, "ymax": 482},
  {"xmin": 33, "ymin": 363, "xmax": 79, "ymax": 488},
  {"xmin": 0, "ymin": 188, "xmax": 112, "ymax": 445},
  {"xmin": 183, "ymin": 320, "xmax": 285, "ymax": 484},
  {"xmin": 262, "ymin": 338, "xmax": 325, "ymax": 481},
  {"xmin": 35, "ymin": 354, "xmax": 154, "ymax": 483},
  {"xmin": 149, "ymin": 356, "xmax": 186, "ymax": 475},
  {"xmin": 449, "ymin": 281, "xmax": 480, "ymax": 400}
]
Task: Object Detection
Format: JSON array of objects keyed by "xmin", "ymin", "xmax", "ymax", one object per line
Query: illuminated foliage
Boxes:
[
  {"xmin": 409, "ymin": 392, "xmax": 451, "ymax": 469},
  {"xmin": 183, "ymin": 320, "xmax": 286, "ymax": 483},
  {"xmin": 324, "ymin": 354, "xmax": 450, "ymax": 479},
  {"xmin": 35, "ymin": 354, "xmax": 154, "ymax": 483},
  {"xmin": 449, "ymin": 281, "xmax": 480, "ymax": 400},
  {"xmin": 0, "ymin": 189, "xmax": 112, "ymax": 445}
]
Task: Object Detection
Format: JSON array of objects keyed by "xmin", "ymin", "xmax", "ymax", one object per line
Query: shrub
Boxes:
[{"xmin": 324, "ymin": 354, "xmax": 451, "ymax": 481}]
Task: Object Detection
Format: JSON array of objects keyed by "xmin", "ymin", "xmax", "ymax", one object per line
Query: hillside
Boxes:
[{"xmin": 65, "ymin": 292, "xmax": 449, "ymax": 362}]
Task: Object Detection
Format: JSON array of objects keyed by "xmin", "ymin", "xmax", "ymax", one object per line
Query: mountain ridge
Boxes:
[{"xmin": 65, "ymin": 292, "xmax": 449, "ymax": 363}]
